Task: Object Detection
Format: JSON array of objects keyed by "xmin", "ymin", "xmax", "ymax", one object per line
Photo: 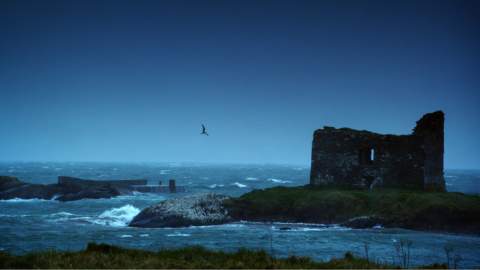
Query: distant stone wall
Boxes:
[
  {"xmin": 57, "ymin": 176, "xmax": 147, "ymax": 187},
  {"xmin": 309, "ymin": 111, "xmax": 445, "ymax": 191}
]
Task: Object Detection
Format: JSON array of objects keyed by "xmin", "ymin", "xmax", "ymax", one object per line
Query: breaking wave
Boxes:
[
  {"xmin": 166, "ymin": 232, "xmax": 191, "ymax": 237},
  {"xmin": 93, "ymin": 205, "xmax": 141, "ymax": 227},
  {"xmin": 190, "ymin": 223, "xmax": 247, "ymax": 229},
  {"xmin": 208, "ymin": 184, "xmax": 225, "ymax": 189},
  {"xmin": 0, "ymin": 214, "xmax": 29, "ymax": 217},
  {"xmin": 0, "ymin": 198, "xmax": 54, "ymax": 203},
  {"xmin": 48, "ymin": 206, "xmax": 140, "ymax": 227},
  {"xmin": 232, "ymin": 182, "xmax": 247, "ymax": 188},
  {"xmin": 272, "ymin": 225, "xmax": 351, "ymax": 232},
  {"xmin": 267, "ymin": 178, "xmax": 292, "ymax": 184},
  {"xmin": 48, "ymin": 211, "xmax": 75, "ymax": 218}
]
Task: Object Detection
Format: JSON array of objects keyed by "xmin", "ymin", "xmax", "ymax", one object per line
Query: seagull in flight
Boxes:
[{"xmin": 201, "ymin": 124, "xmax": 209, "ymax": 136}]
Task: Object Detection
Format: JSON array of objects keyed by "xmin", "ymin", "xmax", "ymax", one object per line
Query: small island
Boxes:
[{"xmin": 129, "ymin": 187, "xmax": 480, "ymax": 234}]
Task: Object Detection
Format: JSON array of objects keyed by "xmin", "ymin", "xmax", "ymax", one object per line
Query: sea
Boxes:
[{"xmin": 0, "ymin": 162, "xmax": 479, "ymax": 268}]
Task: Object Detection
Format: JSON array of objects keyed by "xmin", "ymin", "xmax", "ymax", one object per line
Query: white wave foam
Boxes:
[
  {"xmin": 49, "ymin": 212, "xmax": 75, "ymax": 217},
  {"xmin": 166, "ymin": 232, "xmax": 191, "ymax": 237},
  {"xmin": 93, "ymin": 204, "xmax": 141, "ymax": 227},
  {"xmin": 208, "ymin": 184, "xmax": 225, "ymax": 189},
  {"xmin": 0, "ymin": 214, "xmax": 29, "ymax": 217},
  {"xmin": 268, "ymin": 178, "xmax": 292, "ymax": 184},
  {"xmin": 190, "ymin": 223, "xmax": 246, "ymax": 229},
  {"xmin": 120, "ymin": 234, "xmax": 133, "ymax": 238},
  {"xmin": 221, "ymin": 223, "xmax": 246, "ymax": 228},
  {"xmin": 0, "ymin": 198, "xmax": 53, "ymax": 203},
  {"xmin": 273, "ymin": 225, "xmax": 351, "ymax": 232},
  {"xmin": 160, "ymin": 170, "xmax": 171, "ymax": 174},
  {"xmin": 239, "ymin": 220, "xmax": 326, "ymax": 227},
  {"xmin": 245, "ymin": 177, "xmax": 258, "ymax": 181},
  {"xmin": 372, "ymin": 224, "xmax": 383, "ymax": 229},
  {"xmin": 232, "ymin": 182, "xmax": 247, "ymax": 188}
]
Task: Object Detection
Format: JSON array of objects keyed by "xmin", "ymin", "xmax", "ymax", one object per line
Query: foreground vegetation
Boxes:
[
  {"xmin": 0, "ymin": 243, "xmax": 448, "ymax": 269},
  {"xmin": 225, "ymin": 186, "xmax": 480, "ymax": 233}
]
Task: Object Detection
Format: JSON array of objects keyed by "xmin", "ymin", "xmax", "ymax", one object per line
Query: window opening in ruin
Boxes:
[{"xmin": 359, "ymin": 147, "xmax": 375, "ymax": 165}]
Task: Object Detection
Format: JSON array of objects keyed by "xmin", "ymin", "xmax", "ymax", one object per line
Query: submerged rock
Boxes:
[{"xmin": 129, "ymin": 193, "xmax": 232, "ymax": 228}]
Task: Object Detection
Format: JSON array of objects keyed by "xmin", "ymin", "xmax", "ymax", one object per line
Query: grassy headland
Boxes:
[
  {"xmin": 0, "ymin": 243, "xmax": 448, "ymax": 269},
  {"xmin": 225, "ymin": 186, "xmax": 480, "ymax": 233}
]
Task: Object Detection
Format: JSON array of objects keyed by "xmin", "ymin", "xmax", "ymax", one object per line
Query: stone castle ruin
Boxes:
[{"xmin": 309, "ymin": 111, "xmax": 445, "ymax": 191}]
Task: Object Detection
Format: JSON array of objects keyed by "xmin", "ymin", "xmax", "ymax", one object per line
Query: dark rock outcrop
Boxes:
[
  {"xmin": 129, "ymin": 193, "xmax": 231, "ymax": 228},
  {"xmin": 0, "ymin": 176, "xmax": 143, "ymax": 201},
  {"xmin": 0, "ymin": 176, "xmax": 61, "ymax": 200}
]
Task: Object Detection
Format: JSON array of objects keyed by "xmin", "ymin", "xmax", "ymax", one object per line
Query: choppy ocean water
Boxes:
[{"xmin": 0, "ymin": 162, "xmax": 479, "ymax": 268}]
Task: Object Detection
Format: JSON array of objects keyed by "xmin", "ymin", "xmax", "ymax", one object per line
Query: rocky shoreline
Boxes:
[
  {"xmin": 129, "ymin": 193, "xmax": 389, "ymax": 229},
  {"xmin": 129, "ymin": 188, "xmax": 480, "ymax": 235}
]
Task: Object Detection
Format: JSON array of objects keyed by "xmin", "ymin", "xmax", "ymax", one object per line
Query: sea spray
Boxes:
[{"xmin": 94, "ymin": 204, "xmax": 141, "ymax": 227}]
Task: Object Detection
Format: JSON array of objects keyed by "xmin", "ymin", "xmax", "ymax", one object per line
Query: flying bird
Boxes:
[{"xmin": 201, "ymin": 124, "xmax": 209, "ymax": 136}]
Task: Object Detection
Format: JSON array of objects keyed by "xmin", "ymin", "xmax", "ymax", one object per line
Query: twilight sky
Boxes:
[{"xmin": 0, "ymin": 0, "xmax": 479, "ymax": 168}]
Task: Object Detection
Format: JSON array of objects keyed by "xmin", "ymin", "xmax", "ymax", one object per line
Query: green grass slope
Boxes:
[
  {"xmin": 225, "ymin": 186, "xmax": 480, "ymax": 233},
  {"xmin": 0, "ymin": 243, "xmax": 447, "ymax": 269}
]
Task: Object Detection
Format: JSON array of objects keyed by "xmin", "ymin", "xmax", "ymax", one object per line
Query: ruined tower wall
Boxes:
[
  {"xmin": 309, "ymin": 111, "xmax": 445, "ymax": 191},
  {"xmin": 413, "ymin": 111, "xmax": 445, "ymax": 191},
  {"xmin": 310, "ymin": 128, "xmax": 424, "ymax": 189}
]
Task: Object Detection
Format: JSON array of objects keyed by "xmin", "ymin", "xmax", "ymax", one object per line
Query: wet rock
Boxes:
[
  {"xmin": 0, "ymin": 176, "xmax": 60, "ymax": 200},
  {"xmin": 55, "ymin": 185, "xmax": 121, "ymax": 201},
  {"xmin": 0, "ymin": 176, "xmax": 126, "ymax": 201},
  {"xmin": 129, "ymin": 194, "xmax": 232, "ymax": 228}
]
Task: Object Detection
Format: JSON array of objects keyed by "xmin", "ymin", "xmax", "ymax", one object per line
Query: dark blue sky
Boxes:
[{"xmin": 0, "ymin": 0, "xmax": 479, "ymax": 168}]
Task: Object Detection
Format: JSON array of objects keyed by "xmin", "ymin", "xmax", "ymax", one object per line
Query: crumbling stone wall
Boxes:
[{"xmin": 309, "ymin": 111, "xmax": 445, "ymax": 191}]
